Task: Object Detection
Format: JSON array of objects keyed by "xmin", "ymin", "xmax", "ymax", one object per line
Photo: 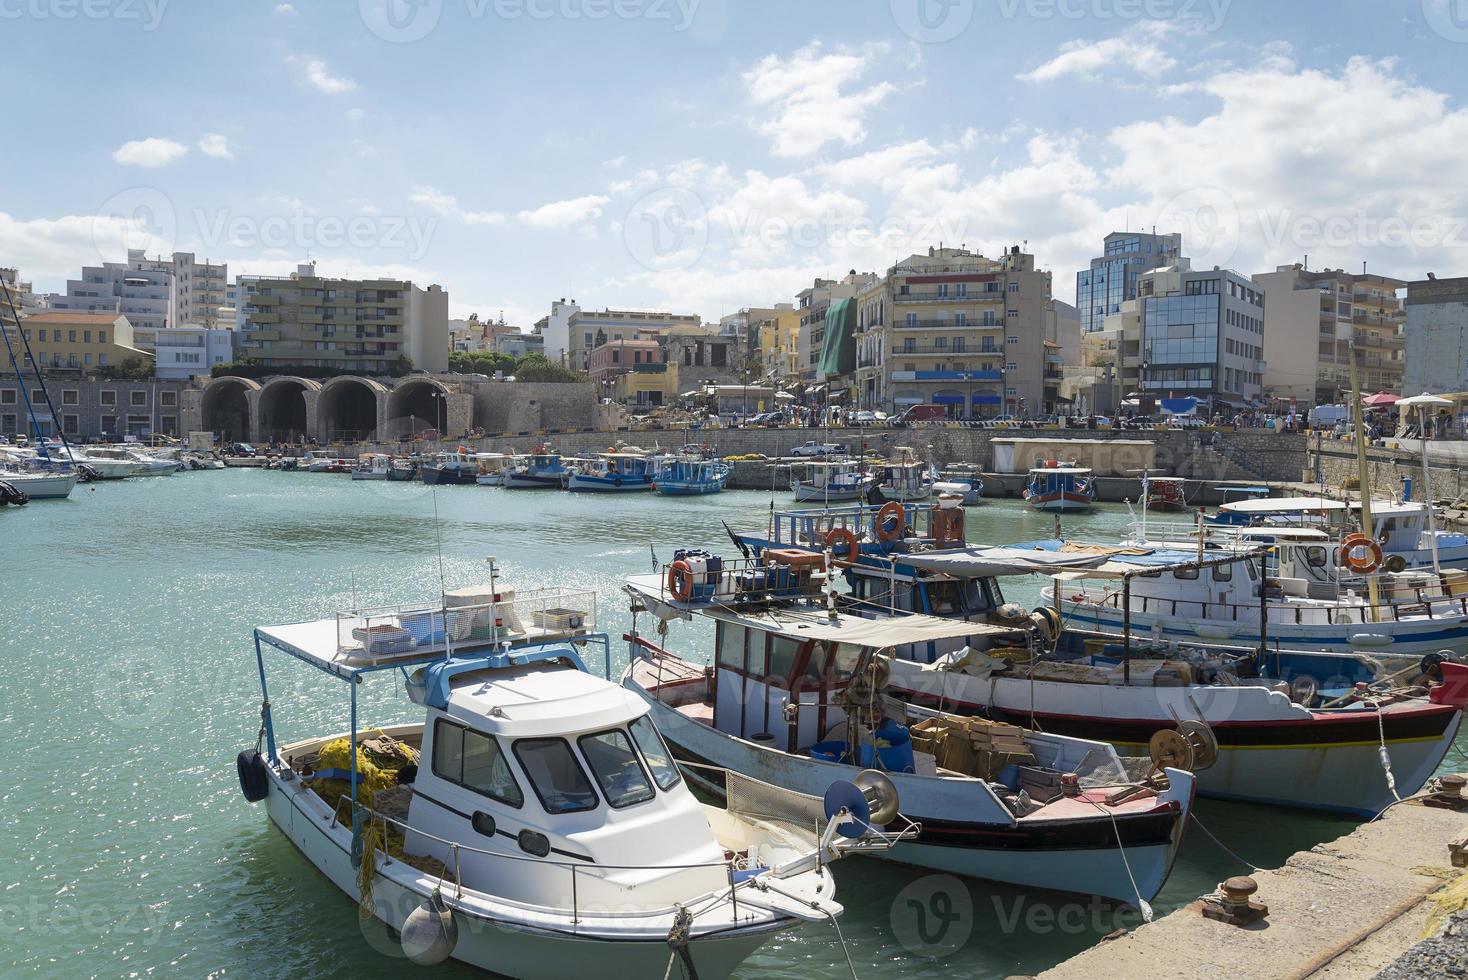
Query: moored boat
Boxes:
[
  {"xmin": 565, "ymin": 452, "xmax": 655, "ymax": 493},
  {"xmin": 420, "ymin": 449, "xmax": 480, "ymax": 485},
  {"xmin": 503, "ymin": 449, "xmax": 569, "ymax": 490},
  {"xmin": 351, "ymin": 453, "xmax": 393, "ymax": 480},
  {"xmin": 791, "ymin": 460, "xmax": 871, "ymax": 503},
  {"xmin": 653, "ymin": 456, "xmax": 731, "ymax": 496},
  {"xmin": 1024, "ymin": 461, "xmax": 1095, "ymax": 512}
]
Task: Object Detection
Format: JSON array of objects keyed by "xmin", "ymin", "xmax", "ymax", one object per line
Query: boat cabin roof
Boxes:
[
  {"xmin": 705, "ymin": 604, "xmax": 1020, "ymax": 647},
  {"xmin": 1235, "ymin": 527, "xmax": 1332, "ymax": 541},
  {"xmin": 1219, "ymin": 495, "xmax": 1348, "ymax": 515},
  {"xmin": 442, "ymin": 660, "xmax": 648, "ymax": 736},
  {"xmin": 1348, "ymin": 500, "xmax": 1425, "ymax": 517},
  {"xmin": 1028, "ymin": 466, "xmax": 1091, "ymax": 475},
  {"xmin": 902, "ymin": 539, "xmax": 1263, "ymax": 580}
]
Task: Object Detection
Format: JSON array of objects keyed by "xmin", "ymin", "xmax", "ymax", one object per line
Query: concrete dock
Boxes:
[{"xmin": 1039, "ymin": 790, "xmax": 1468, "ymax": 979}]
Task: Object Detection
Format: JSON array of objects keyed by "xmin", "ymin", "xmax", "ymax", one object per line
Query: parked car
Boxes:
[
  {"xmin": 1165, "ymin": 415, "xmax": 1206, "ymax": 429},
  {"xmin": 851, "ymin": 410, "xmax": 890, "ymax": 427},
  {"xmin": 225, "ymin": 442, "xmax": 257, "ymax": 457},
  {"xmin": 790, "ymin": 440, "xmax": 846, "ymax": 457}
]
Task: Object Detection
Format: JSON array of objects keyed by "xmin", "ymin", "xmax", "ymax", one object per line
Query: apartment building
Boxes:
[
  {"xmin": 48, "ymin": 250, "xmax": 229, "ymax": 337},
  {"xmin": 533, "ymin": 298, "xmax": 580, "ymax": 367},
  {"xmin": 1255, "ymin": 265, "xmax": 1406, "ymax": 404},
  {"xmin": 797, "ymin": 271, "xmax": 879, "ymax": 388},
  {"xmin": 5, "ymin": 311, "xmax": 152, "ymax": 375},
  {"xmin": 153, "ymin": 326, "xmax": 235, "ymax": 380},
  {"xmin": 236, "ymin": 263, "xmax": 449, "ymax": 374},
  {"xmin": 753, "ymin": 304, "xmax": 800, "ymax": 382},
  {"xmin": 587, "ymin": 331, "xmax": 668, "ymax": 406},
  {"xmin": 1076, "ymin": 232, "xmax": 1185, "ymax": 334},
  {"xmin": 1404, "ymin": 276, "xmax": 1468, "ymax": 394},
  {"xmin": 1138, "ymin": 266, "xmax": 1265, "ymax": 407},
  {"xmin": 0, "ymin": 267, "xmax": 45, "ymax": 315},
  {"xmin": 853, "ymin": 246, "xmax": 1054, "ymax": 417},
  {"xmin": 562, "ymin": 307, "xmax": 702, "ymax": 373}
]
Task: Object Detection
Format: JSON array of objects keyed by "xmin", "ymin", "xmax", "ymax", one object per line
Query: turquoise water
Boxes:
[{"xmin": 2, "ymin": 470, "xmax": 1417, "ymax": 978}]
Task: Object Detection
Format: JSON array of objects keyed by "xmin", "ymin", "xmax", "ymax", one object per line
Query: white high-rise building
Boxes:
[{"xmin": 49, "ymin": 250, "xmax": 229, "ymax": 346}]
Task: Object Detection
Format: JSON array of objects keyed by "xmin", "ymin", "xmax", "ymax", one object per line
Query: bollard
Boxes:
[{"xmin": 1201, "ymin": 875, "xmax": 1269, "ymax": 925}]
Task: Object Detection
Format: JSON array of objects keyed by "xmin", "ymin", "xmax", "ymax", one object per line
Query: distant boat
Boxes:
[
  {"xmin": 351, "ymin": 453, "xmax": 393, "ymax": 481},
  {"xmin": 653, "ymin": 456, "xmax": 731, "ymax": 496},
  {"xmin": 474, "ymin": 453, "xmax": 512, "ymax": 486},
  {"xmin": 0, "ymin": 463, "xmax": 77, "ymax": 499},
  {"xmin": 877, "ymin": 456, "xmax": 938, "ymax": 502},
  {"xmin": 503, "ymin": 450, "xmax": 568, "ymax": 489},
  {"xmin": 1024, "ymin": 462, "xmax": 1095, "ymax": 512},
  {"xmin": 566, "ymin": 452, "xmax": 655, "ymax": 493},
  {"xmin": 1144, "ymin": 476, "xmax": 1187, "ymax": 513},
  {"xmin": 791, "ymin": 460, "xmax": 871, "ymax": 502},
  {"xmin": 420, "ymin": 449, "xmax": 480, "ymax": 485}
]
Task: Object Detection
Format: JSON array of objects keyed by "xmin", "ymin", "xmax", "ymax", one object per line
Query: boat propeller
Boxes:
[{"xmin": 1148, "ymin": 719, "xmax": 1219, "ymax": 773}]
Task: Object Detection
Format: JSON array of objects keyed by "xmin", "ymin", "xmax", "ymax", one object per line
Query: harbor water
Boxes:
[{"xmin": 5, "ymin": 469, "xmax": 1454, "ymax": 979}]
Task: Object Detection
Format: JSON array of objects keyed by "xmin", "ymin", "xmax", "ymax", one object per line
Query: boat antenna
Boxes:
[{"xmin": 431, "ymin": 484, "xmax": 448, "ymax": 604}]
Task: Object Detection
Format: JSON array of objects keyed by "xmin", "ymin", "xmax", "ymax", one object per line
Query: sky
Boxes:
[{"xmin": 3, "ymin": 0, "xmax": 1468, "ymax": 329}]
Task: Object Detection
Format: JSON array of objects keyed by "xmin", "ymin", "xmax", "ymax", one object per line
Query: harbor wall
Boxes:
[{"xmin": 1313, "ymin": 437, "xmax": 1468, "ymax": 504}]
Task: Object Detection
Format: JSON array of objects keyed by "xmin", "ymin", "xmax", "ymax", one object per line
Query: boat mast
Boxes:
[
  {"xmin": 0, "ymin": 279, "xmax": 74, "ymax": 460},
  {"xmin": 1347, "ymin": 340, "xmax": 1381, "ymax": 621}
]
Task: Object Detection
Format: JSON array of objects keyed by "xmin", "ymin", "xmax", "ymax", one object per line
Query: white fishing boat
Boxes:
[
  {"xmin": 791, "ymin": 460, "xmax": 871, "ymax": 503},
  {"xmin": 350, "ymin": 453, "xmax": 393, "ymax": 480},
  {"xmin": 0, "ymin": 464, "xmax": 77, "ymax": 499},
  {"xmin": 876, "ymin": 454, "xmax": 938, "ymax": 502},
  {"xmin": 238, "ymin": 578, "xmax": 898, "ymax": 979},
  {"xmin": 623, "ymin": 569, "xmax": 1195, "ymax": 907},
  {"xmin": 474, "ymin": 453, "xmax": 512, "ymax": 486},
  {"xmin": 83, "ymin": 446, "xmax": 181, "ymax": 476},
  {"xmin": 723, "ymin": 504, "xmax": 1468, "ymax": 816},
  {"xmin": 935, "ymin": 465, "xmax": 984, "ymax": 506}
]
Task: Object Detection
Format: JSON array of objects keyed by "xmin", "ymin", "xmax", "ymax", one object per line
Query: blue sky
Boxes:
[{"xmin": 4, "ymin": 0, "xmax": 1468, "ymax": 326}]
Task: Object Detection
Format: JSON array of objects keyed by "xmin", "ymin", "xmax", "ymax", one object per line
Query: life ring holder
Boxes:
[
  {"xmin": 825, "ymin": 527, "xmax": 860, "ymax": 567},
  {"xmin": 1339, "ymin": 533, "xmax": 1383, "ymax": 575},
  {"xmin": 875, "ymin": 502, "xmax": 906, "ymax": 542},
  {"xmin": 667, "ymin": 560, "xmax": 696, "ymax": 601}
]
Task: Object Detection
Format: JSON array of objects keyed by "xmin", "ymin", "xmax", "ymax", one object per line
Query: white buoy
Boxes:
[{"xmin": 400, "ymin": 890, "xmax": 458, "ymax": 966}]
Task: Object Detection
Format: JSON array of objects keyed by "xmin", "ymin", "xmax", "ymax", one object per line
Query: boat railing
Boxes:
[
  {"xmin": 1059, "ymin": 582, "xmax": 1468, "ymax": 624},
  {"xmin": 335, "ymin": 587, "xmax": 599, "ymax": 657},
  {"xmin": 767, "ymin": 502, "xmax": 938, "ymax": 549},
  {"xmin": 642, "ymin": 554, "xmax": 833, "ymax": 610}
]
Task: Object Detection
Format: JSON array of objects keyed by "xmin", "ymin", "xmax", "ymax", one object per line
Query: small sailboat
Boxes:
[{"xmin": 1024, "ymin": 461, "xmax": 1095, "ymax": 512}]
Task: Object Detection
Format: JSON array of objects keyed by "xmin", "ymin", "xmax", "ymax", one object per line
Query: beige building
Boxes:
[
  {"xmin": 563, "ymin": 308, "xmax": 702, "ymax": 373},
  {"xmin": 236, "ymin": 263, "xmax": 449, "ymax": 374},
  {"xmin": 754, "ymin": 305, "xmax": 801, "ymax": 382},
  {"xmin": 853, "ymin": 246, "xmax": 1054, "ymax": 417},
  {"xmin": 1255, "ymin": 265, "xmax": 1406, "ymax": 404},
  {"xmin": 6, "ymin": 311, "xmax": 152, "ymax": 375}
]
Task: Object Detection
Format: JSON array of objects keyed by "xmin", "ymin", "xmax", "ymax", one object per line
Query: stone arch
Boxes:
[
  {"xmin": 317, "ymin": 376, "xmax": 386, "ymax": 442},
  {"xmin": 383, "ymin": 377, "xmax": 453, "ymax": 439},
  {"xmin": 258, "ymin": 376, "xmax": 319, "ymax": 443},
  {"xmin": 199, "ymin": 376, "xmax": 259, "ymax": 442}
]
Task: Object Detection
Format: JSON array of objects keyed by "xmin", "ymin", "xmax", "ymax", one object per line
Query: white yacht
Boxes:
[
  {"xmin": 240, "ymin": 581, "xmax": 889, "ymax": 979},
  {"xmin": 85, "ymin": 446, "xmax": 181, "ymax": 476}
]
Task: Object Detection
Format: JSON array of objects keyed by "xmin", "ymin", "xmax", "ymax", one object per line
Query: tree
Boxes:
[
  {"xmin": 513, "ymin": 354, "xmax": 587, "ymax": 383},
  {"xmin": 101, "ymin": 356, "xmax": 155, "ymax": 381}
]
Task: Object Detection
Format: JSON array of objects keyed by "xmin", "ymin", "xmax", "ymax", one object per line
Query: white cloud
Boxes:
[
  {"xmin": 1018, "ymin": 24, "xmax": 1179, "ymax": 83},
  {"xmin": 608, "ymin": 168, "xmax": 659, "ymax": 195},
  {"xmin": 709, "ymin": 171, "xmax": 867, "ymax": 264},
  {"xmin": 273, "ymin": 3, "xmax": 296, "ymax": 14},
  {"xmin": 744, "ymin": 42, "xmax": 895, "ymax": 158},
  {"xmin": 602, "ymin": 155, "xmax": 628, "ymax": 169},
  {"xmin": 0, "ymin": 210, "xmax": 172, "ymax": 284},
  {"xmin": 111, "ymin": 137, "xmax": 189, "ymax": 168},
  {"xmin": 290, "ymin": 56, "xmax": 356, "ymax": 95},
  {"xmin": 517, "ymin": 194, "xmax": 610, "ymax": 229},
  {"xmin": 198, "ymin": 133, "xmax": 235, "ymax": 160},
  {"xmin": 410, "ymin": 185, "xmax": 505, "ymax": 226},
  {"xmin": 816, "ymin": 139, "xmax": 942, "ymax": 189}
]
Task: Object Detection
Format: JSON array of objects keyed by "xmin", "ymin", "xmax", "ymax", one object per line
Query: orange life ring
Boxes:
[
  {"xmin": 667, "ymin": 560, "xmax": 695, "ymax": 601},
  {"xmin": 876, "ymin": 501, "xmax": 906, "ymax": 542},
  {"xmin": 825, "ymin": 527, "xmax": 860, "ymax": 567},
  {"xmin": 1339, "ymin": 533, "xmax": 1383, "ymax": 575}
]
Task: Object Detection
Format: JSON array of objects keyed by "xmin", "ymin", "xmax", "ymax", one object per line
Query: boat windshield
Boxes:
[
  {"xmin": 629, "ymin": 715, "xmax": 681, "ymax": 791},
  {"xmin": 514, "ymin": 738, "xmax": 599, "ymax": 814},
  {"xmin": 578, "ymin": 729, "xmax": 656, "ymax": 809}
]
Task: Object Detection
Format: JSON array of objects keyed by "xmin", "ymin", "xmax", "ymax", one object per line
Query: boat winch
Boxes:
[{"xmin": 1148, "ymin": 719, "xmax": 1219, "ymax": 773}]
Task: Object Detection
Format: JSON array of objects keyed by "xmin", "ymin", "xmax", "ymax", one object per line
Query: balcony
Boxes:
[
  {"xmin": 893, "ymin": 344, "xmax": 1003, "ymax": 356},
  {"xmin": 894, "ymin": 318, "xmax": 1003, "ymax": 330},
  {"xmin": 894, "ymin": 290, "xmax": 1004, "ymax": 304},
  {"xmin": 1353, "ymin": 330, "xmax": 1404, "ymax": 349}
]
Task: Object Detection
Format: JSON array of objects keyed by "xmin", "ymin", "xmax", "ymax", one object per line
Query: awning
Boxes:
[
  {"xmin": 902, "ymin": 540, "xmax": 1265, "ymax": 580},
  {"xmin": 1219, "ymin": 495, "xmax": 1348, "ymax": 515}
]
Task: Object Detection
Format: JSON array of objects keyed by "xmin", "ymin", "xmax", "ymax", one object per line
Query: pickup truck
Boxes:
[{"xmin": 790, "ymin": 440, "xmax": 846, "ymax": 457}]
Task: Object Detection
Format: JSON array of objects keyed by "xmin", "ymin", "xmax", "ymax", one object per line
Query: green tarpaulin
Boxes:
[{"xmin": 817, "ymin": 297, "xmax": 856, "ymax": 379}]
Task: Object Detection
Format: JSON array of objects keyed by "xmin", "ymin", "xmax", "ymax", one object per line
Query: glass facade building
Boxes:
[{"xmin": 1076, "ymin": 232, "xmax": 1184, "ymax": 333}]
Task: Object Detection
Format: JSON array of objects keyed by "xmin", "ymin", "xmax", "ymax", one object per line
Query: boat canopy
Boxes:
[
  {"xmin": 1218, "ymin": 495, "xmax": 1349, "ymax": 515},
  {"xmin": 703, "ymin": 606, "xmax": 1020, "ymax": 648},
  {"xmin": 901, "ymin": 539, "xmax": 1264, "ymax": 580}
]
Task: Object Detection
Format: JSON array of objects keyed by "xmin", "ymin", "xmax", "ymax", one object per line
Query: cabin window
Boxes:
[
  {"xmin": 630, "ymin": 715, "xmax": 681, "ymax": 790},
  {"xmin": 514, "ymin": 738, "xmax": 598, "ymax": 814},
  {"xmin": 471, "ymin": 811, "xmax": 497, "ymax": 837},
  {"xmin": 768, "ymin": 635, "xmax": 804, "ymax": 680},
  {"xmin": 1305, "ymin": 547, "xmax": 1327, "ymax": 568},
  {"xmin": 518, "ymin": 829, "xmax": 550, "ymax": 857},
  {"xmin": 717, "ymin": 624, "xmax": 748, "ymax": 671},
  {"xmin": 578, "ymin": 729, "xmax": 655, "ymax": 809},
  {"xmin": 1212, "ymin": 563, "xmax": 1233, "ymax": 582},
  {"xmin": 927, "ymin": 581, "xmax": 966, "ymax": 615},
  {"xmin": 432, "ymin": 720, "xmax": 524, "ymax": 807},
  {"xmin": 1174, "ymin": 567, "xmax": 1199, "ymax": 581}
]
